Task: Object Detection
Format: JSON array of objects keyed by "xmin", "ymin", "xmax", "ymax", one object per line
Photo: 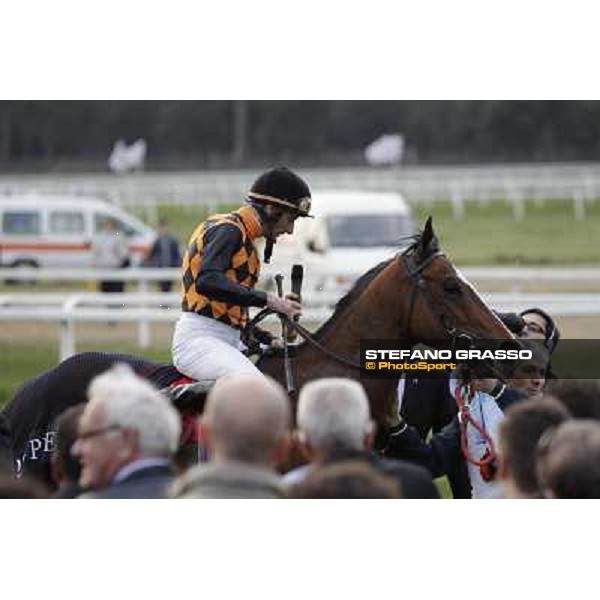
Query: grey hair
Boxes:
[
  {"xmin": 297, "ymin": 378, "xmax": 372, "ymax": 454},
  {"xmin": 87, "ymin": 363, "xmax": 181, "ymax": 456}
]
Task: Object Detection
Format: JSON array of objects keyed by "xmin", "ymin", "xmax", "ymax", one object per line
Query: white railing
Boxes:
[
  {"xmin": 1, "ymin": 288, "xmax": 600, "ymax": 361},
  {"xmin": 2, "ymin": 265, "xmax": 600, "ymax": 285},
  {"xmin": 1, "ymin": 162, "xmax": 600, "ymax": 218}
]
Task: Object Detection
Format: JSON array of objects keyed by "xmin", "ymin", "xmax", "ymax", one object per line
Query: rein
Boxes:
[{"xmin": 246, "ymin": 250, "xmax": 470, "ymax": 371}]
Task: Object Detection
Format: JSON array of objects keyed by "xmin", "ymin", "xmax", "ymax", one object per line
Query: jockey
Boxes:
[{"xmin": 171, "ymin": 166, "xmax": 311, "ymax": 384}]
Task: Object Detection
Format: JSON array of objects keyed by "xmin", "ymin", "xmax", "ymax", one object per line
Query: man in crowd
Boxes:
[
  {"xmin": 92, "ymin": 217, "xmax": 129, "ymax": 293},
  {"xmin": 283, "ymin": 377, "xmax": 439, "ymax": 499},
  {"xmin": 536, "ymin": 420, "xmax": 600, "ymax": 499},
  {"xmin": 497, "ymin": 397, "xmax": 571, "ymax": 498},
  {"xmin": 144, "ymin": 217, "xmax": 181, "ymax": 292},
  {"xmin": 73, "ymin": 364, "xmax": 181, "ymax": 499},
  {"xmin": 170, "ymin": 374, "xmax": 291, "ymax": 499}
]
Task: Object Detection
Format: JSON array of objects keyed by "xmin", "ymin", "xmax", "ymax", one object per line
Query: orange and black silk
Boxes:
[{"xmin": 180, "ymin": 205, "xmax": 267, "ymax": 330}]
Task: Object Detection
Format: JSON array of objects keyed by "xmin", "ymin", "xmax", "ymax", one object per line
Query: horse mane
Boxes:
[{"xmin": 311, "ymin": 233, "xmax": 426, "ymax": 342}]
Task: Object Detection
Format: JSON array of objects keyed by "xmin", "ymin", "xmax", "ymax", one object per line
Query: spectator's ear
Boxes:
[{"xmin": 120, "ymin": 428, "xmax": 140, "ymax": 460}]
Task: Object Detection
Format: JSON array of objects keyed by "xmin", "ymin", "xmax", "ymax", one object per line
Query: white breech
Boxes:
[{"xmin": 172, "ymin": 312, "xmax": 263, "ymax": 382}]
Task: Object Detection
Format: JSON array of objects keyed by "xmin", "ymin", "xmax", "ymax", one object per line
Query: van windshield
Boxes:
[{"xmin": 326, "ymin": 214, "xmax": 414, "ymax": 247}]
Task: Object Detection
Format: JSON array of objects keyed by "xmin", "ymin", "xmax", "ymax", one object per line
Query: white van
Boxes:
[
  {"xmin": 0, "ymin": 194, "xmax": 157, "ymax": 269},
  {"xmin": 260, "ymin": 190, "xmax": 415, "ymax": 295}
]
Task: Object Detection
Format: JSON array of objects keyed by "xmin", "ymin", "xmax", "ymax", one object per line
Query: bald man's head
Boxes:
[{"xmin": 203, "ymin": 375, "xmax": 291, "ymax": 465}]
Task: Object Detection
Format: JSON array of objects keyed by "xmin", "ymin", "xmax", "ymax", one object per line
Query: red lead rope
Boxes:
[{"xmin": 454, "ymin": 383, "xmax": 497, "ymax": 469}]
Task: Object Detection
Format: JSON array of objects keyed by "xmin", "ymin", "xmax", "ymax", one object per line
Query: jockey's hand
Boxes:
[
  {"xmin": 266, "ymin": 293, "xmax": 302, "ymax": 319},
  {"xmin": 270, "ymin": 337, "xmax": 285, "ymax": 350}
]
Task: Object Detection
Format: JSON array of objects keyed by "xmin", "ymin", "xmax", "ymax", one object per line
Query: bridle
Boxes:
[
  {"xmin": 402, "ymin": 249, "xmax": 474, "ymax": 351},
  {"xmin": 245, "ymin": 247, "xmax": 474, "ymax": 370}
]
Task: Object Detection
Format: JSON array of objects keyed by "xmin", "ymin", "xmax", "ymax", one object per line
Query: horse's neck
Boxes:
[
  {"xmin": 257, "ymin": 262, "xmax": 410, "ymax": 422},
  {"xmin": 315, "ymin": 261, "xmax": 411, "ymax": 351}
]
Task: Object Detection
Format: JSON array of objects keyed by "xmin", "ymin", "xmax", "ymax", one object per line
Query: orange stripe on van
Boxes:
[
  {"xmin": 0, "ymin": 242, "xmax": 91, "ymax": 251},
  {"xmin": 0, "ymin": 242, "xmax": 150, "ymax": 252}
]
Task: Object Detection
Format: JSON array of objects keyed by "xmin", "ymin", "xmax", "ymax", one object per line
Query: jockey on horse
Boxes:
[{"xmin": 171, "ymin": 166, "xmax": 309, "ymax": 385}]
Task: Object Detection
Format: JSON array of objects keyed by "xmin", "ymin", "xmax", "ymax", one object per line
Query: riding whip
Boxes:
[
  {"xmin": 287, "ymin": 264, "xmax": 304, "ymax": 342},
  {"xmin": 274, "ymin": 273, "xmax": 296, "ymax": 399}
]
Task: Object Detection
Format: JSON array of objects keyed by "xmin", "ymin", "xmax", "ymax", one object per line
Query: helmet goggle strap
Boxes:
[{"xmin": 247, "ymin": 191, "xmax": 311, "ymax": 217}]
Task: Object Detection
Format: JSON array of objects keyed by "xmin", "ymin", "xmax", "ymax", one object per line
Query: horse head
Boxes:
[{"xmin": 391, "ymin": 215, "xmax": 514, "ymax": 347}]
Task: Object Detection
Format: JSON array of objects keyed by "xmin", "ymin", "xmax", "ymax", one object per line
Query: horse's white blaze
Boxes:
[{"xmin": 455, "ymin": 268, "xmax": 507, "ymax": 331}]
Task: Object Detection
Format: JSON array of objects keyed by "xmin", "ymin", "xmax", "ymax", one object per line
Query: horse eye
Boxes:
[{"xmin": 443, "ymin": 279, "xmax": 462, "ymax": 295}]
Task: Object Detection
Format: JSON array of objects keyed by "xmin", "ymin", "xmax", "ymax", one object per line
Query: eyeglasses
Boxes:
[
  {"xmin": 77, "ymin": 424, "xmax": 122, "ymax": 441},
  {"xmin": 524, "ymin": 321, "xmax": 547, "ymax": 336}
]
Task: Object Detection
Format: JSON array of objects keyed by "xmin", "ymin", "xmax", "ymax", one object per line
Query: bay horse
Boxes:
[
  {"xmin": 254, "ymin": 216, "xmax": 514, "ymax": 423},
  {"xmin": 1, "ymin": 217, "xmax": 514, "ymax": 483}
]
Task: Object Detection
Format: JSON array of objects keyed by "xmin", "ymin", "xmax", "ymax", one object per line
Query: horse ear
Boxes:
[{"xmin": 421, "ymin": 216, "xmax": 434, "ymax": 250}]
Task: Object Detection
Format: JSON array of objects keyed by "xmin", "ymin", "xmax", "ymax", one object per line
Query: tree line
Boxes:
[{"xmin": 1, "ymin": 100, "xmax": 600, "ymax": 170}]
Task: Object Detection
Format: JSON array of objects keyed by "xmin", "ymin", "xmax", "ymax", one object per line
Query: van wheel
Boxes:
[{"xmin": 4, "ymin": 259, "xmax": 39, "ymax": 286}]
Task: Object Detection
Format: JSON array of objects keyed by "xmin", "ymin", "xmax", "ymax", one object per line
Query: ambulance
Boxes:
[{"xmin": 0, "ymin": 194, "xmax": 157, "ymax": 269}]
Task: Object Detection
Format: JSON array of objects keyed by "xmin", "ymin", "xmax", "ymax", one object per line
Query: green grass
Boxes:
[
  {"xmin": 134, "ymin": 198, "xmax": 600, "ymax": 266},
  {"xmin": 411, "ymin": 198, "xmax": 600, "ymax": 265}
]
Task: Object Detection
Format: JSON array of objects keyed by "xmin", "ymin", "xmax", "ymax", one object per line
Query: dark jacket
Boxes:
[
  {"xmin": 146, "ymin": 234, "xmax": 181, "ymax": 267},
  {"xmin": 79, "ymin": 464, "xmax": 175, "ymax": 499}
]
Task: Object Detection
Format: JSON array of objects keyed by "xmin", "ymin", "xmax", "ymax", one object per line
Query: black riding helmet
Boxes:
[
  {"xmin": 246, "ymin": 167, "xmax": 312, "ymax": 262},
  {"xmin": 248, "ymin": 166, "xmax": 313, "ymax": 217}
]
